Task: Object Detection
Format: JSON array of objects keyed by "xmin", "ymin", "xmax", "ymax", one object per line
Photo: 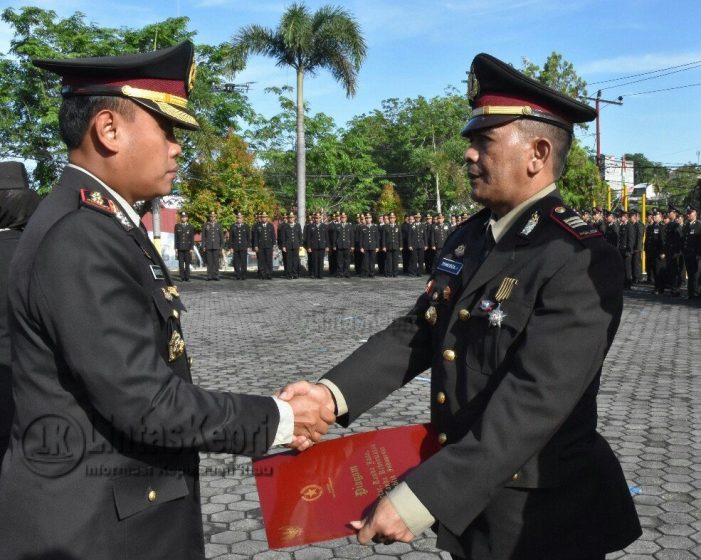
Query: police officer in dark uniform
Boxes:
[
  {"xmin": 424, "ymin": 213, "xmax": 435, "ymax": 273},
  {"xmin": 648, "ymin": 209, "xmax": 667, "ymax": 293},
  {"xmin": 414, "ymin": 212, "xmax": 426, "ymax": 275},
  {"xmin": 203, "ymin": 211, "xmax": 224, "ymax": 280},
  {"xmin": 405, "ymin": 214, "xmax": 421, "ymax": 276},
  {"xmin": 429, "ymin": 213, "xmax": 451, "ymax": 273},
  {"xmin": 229, "ymin": 211, "xmax": 250, "ymax": 280},
  {"xmin": 381, "ymin": 212, "xmax": 402, "ymax": 277},
  {"xmin": 335, "ymin": 211, "xmax": 354, "ymax": 278},
  {"xmin": 377, "ymin": 214, "xmax": 387, "ymax": 276},
  {"xmin": 617, "ymin": 211, "xmax": 633, "ymax": 289},
  {"xmin": 353, "ymin": 213, "xmax": 364, "ymax": 275},
  {"xmin": 0, "ymin": 162, "xmax": 41, "ymax": 469},
  {"xmin": 401, "ymin": 214, "xmax": 411, "ymax": 275},
  {"xmin": 304, "ymin": 212, "xmax": 328, "ymax": 279},
  {"xmin": 281, "ymin": 52, "xmax": 641, "ymax": 560},
  {"xmin": 603, "ymin": 210, "xmax": 619, "ymax": 247},
  {"xmin": 280, "ymin": 212, "xmax": 302, "ymax": 279},
  {"xmin": 253, "ymin": 211, "xmax": 275, "ymax": 280},
  {"xmin": 328, "ymin": 212, "xmax": 339, "ymax": 277},
  {"xmin": 174, "ymin": 211, "xmax": 195, "ymax": 281},
  {"xmin": 665, "ymin": 206, "xmax": 683, "ymax": 296},
  {"xmin": 683, "ymin": 206, "xmax": 700, "ymax": 298},
  {"xmin": 592, "ymin": 207, "xmax": 606, "ymax": 235},
  {"xmin": 630, "ymin": 210, "xmax": 644, "ymax": 284},
  {"xmin": 360, "ymin": 212, "xmax": 379, "ymax": 278},
  {"xmin": 0, "ymin": 41, "xmax": 332, "ymax": 560}
]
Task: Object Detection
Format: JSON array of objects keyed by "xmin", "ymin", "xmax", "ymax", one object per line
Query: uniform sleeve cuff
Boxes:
[
  {"xmin": 386, "ymin": 482, "xmax": 435, "ymax": 537},
  {"xmin": 317, "ymin": 379, "xmax": 348, "ymax": 416},
  {"xmin": 271, "ymin": 397, "xmax": 294, "ymax": 446}
]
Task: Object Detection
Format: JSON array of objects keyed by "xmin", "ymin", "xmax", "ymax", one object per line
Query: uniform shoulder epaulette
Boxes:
[
  {"xmin": 80, "ymin": 189, "xmax": 116, "ymax": 215},
  {"xmin": 80, "ymin": 188, "xmax": 135, "ymax": 231},
  {"xmin": 549, "ymin": 205, "xmax": 602, "ymax": 240}
]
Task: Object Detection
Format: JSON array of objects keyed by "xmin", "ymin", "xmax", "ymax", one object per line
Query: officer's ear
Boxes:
[
  {"xmin": 91, "ymin": 109, "xmax": 121, "ymax": 155},
  {"xmin": 527, "ymin": 137, "xmax": 552, "ymax": 176}
]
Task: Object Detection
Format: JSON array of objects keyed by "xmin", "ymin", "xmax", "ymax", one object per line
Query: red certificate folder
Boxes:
[{"xmin": 253, "ymin": 423, "xmax": 440, "ymax": 549}]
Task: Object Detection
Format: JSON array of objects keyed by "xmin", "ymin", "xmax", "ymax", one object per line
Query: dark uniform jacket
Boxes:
[
  {"xmin": 280, "ymin": 222, "xmax": 303, "ymax": 250},
  {"xmin": 0, "ymin": 167, "xmax": 279, "ymax": 560},
  {"xmin": 430, "ymin": 223, "xmax": 451, "ymax": 249},
  {"xmin": 406, "ymin": 223, "xmax": 420, "ymax": 248},
  {"xmin": 683, "ymin": 219, "xmax": 701, "ymax": 256},
  {"xmin": 335, "ymin": 222, "xmax": 354, "ymax": 249},
  {"xmin": 381, "ymin": 223, "xmax": 402, "ymax": 250},
  {"xmin": 665, "ymin": 221, "xmax": 683, "ymax": 256},
  {"xmin": 202, "ymin": 221, "xmax": 224, "ymax": 250},
  {"xmin": 304, "ymin": 223, "xmax": 328, "ymax": 250},
  {"xmin": 229, "ymin": 223, "xmax": 250, "ymax": 251},
  {"xmin": 633, "ymin": 221, "xmax": 644, "ymax": 252},
  {"xmin": 360, "ymin": 223, "xmax": 379, "ymax": 250},
  {"xmin": 253, "ymin": 222, "xmax": 276, "ymax": 249},
  {"xmin": 323, "ymin": 192, "xmax": 640, "ymax": 558},
  {"xmin": 174, "ymin": 223, "xmax": 195, "ymax": 250},
  {"xmin": 604, "ymin": 221, "xmax": 619, "ymax": 247},
  {"xmin": 647, "ymin": 221, "xmax": 666, "ymax": 253}
]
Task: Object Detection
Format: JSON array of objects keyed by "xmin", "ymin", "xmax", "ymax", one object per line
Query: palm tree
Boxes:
[{"xmin": 231, "ymin": 3, "xmax": 366, "ymax": 225}]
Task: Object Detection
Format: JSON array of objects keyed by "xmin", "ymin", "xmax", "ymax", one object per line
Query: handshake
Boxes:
[{"xmin": 276, "ymin": 381, "xmax": 337, "ymax": 451}]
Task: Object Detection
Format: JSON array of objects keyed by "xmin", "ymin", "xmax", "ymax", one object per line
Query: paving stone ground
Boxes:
[{"xmin": 175, "ymin": 265, "xmax": 701, "ymax": 560}]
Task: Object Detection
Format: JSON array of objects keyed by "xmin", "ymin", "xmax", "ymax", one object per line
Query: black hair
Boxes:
[{"xmin": 58, "ymin": 96, "xmax": 135, "ymax": 150}]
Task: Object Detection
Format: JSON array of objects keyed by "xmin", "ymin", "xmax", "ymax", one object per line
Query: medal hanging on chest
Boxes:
[{"xmin": 486, "ymin": 276, "xmax": 519, "ymax": 328}]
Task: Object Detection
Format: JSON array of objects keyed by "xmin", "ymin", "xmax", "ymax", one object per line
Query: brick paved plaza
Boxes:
[{"xmin": 176, "ymin": 268, "xmax": 701, "ymax": 560}]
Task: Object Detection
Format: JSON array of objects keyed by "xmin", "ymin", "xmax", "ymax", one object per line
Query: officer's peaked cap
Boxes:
[
  {"xmin": 462, "ymin": 53, "xmax": 596, "ymax": 136},
  {"xmin": 33, "ymin": 41, "xmax": 199, "ymax": 130},
  {"xmin": 0, "ymin": 161, "xmax": 30, "ymax": 190}
]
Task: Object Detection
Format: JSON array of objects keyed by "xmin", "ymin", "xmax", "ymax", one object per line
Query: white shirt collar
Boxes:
[
  {"xmin": 489, "ymin": 183, "xmax": 557, "ymax": 243},
  {"xmin": 67, "ymin": 164, "xmax": 141, "ymax": 228}
]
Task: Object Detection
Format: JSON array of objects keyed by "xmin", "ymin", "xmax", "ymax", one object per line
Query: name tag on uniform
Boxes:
[
  {"xmin": 436, "ymin": 258, "xmax": 463, "ymax": 276},
  {"xmin": 150, "ymin": 265, "xmax": 165, "ymax": 280}
]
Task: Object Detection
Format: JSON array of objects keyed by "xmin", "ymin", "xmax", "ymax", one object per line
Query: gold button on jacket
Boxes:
[
  {"xmin": 442, "ymin": 349, "xmax": 456, "ymax": 361},
  {"xmin": 458, "ymin": 309, "xmax": 471, "ymax": 321},
  {"xmin": 436, "ymin": 391, "xmax": 447, "ymax": 404},
  {"xmin": 438, "ymin": 433, "xmax": 448, "ymax": 445},
  {"xmin": 147, "ymin": 490, "xmax": 157, "ymax": 502}
]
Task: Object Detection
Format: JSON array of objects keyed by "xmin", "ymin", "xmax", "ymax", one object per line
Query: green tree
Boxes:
[
  {"xmin": 0, "ymin": 7, "xmax": 255, "ymax": 190},
  {"xmin": 521, "ymin": 51, "xmax": 588, "ymax": 100},
  {"xmin": 230, "ymin": 2, "xmax": 367, "ymax": 225},
  {"xmin": 623, "ymin": 152, "xmax": 670, "ymax": 187},
  {"xmin": 181, "ymin": 133, "xmax": 278, "ymax": 231},
  {"xmin": 376, "ymin": 182, "xmax": 404, "ymax": 218},
  {"xmin": 558, "ymin": 140, "xmax": 607, "ymax": 208}
]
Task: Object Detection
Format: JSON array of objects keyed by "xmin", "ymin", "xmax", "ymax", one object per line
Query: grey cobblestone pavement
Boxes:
[{"xmin": 176, "ymin": 266, "xmax": 701, "ymax": 560}]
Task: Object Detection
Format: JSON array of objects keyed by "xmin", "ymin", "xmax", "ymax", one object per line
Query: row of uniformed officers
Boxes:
[
  {"xmin": 582, "ymin": 205, "xmax": 700, "ymax": 299},
  {"xmin": 175, "ymin": 209, "xmax": 473, "ymax": 281}
]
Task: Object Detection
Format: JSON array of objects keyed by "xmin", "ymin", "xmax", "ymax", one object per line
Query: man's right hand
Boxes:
[{"xmin": 279, "ymin": 381, "xmax": 336, "ymax": 443}]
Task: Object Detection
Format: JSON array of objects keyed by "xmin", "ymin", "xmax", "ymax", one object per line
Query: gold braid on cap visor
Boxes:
[{"xmin": 471, "ymin": 105, "xmax": 570, "ymax": 128}]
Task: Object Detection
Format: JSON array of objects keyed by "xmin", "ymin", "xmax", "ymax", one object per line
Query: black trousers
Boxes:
[
  {"xmin": 655, "ymin": 255, "xmax": 667, "ymax": 292},
  {"xmin": 336, "ymin": 248, "xmax": 351, "ymax": 277},
  {"xmin": 309, "ymin": 249, "xmax": 325, "ymax": 278},
  {"xmin": 354, "ymin": 247, "xmax": 363, "ymax": 275},
  {"xmin": 402, "ymin": 248, "xmax": 410, "ymax": 274},
  {"xmin": 378, "ymin": 249, "xmax": 386, "ymax": 274},
  {"xmin": 684, "ymin": 253, "xmax": 699, "ymax": 297},
  {"xmin": 621, "ymin": 251, "xmax": 632, "ymax": 288},
  {"xmin": 667, "ymin": 254, "xmax": 682, "ymax": 292},
  {"xmin": 385, "ymin": 249, "xmax": 399, "ymax": 276},
  {"xmin": 425, "ymin": 248, "xmax": 435, "ymax": 274},
  {"xmin": 632, "ymin": 251, "xmax": 642, "ymax": 283},
  {"xmin": 415, "ymin": 247, "xmax": 425, "ymax": 274},
  {"xmin": 645, "ymin": 249, "xmax": 655, "ymax": 282},
  {"xmin": 283, "ymin": 247, "xmax": 300, "ymax": 278},
  {"xmin": 259, "ymin": 247, "xmax": 273, "ymax": 278},
  {"xmin": 329, "ymin": 249, "xmax": 337, "ymax": 275},
  {"xmin": 232, "ymin": 249, "xmax": 247, "ymax": 279},
  {"xmin": 177, "ymin": 249, "xmax": 191, "ymax": 280},
  {"xmin": 361, "ymin": 249, "xmax": 377, "ymax": 277},
  {"xmin": 205, "ymin": 249, "xmax": 219, "ymax": 279}
]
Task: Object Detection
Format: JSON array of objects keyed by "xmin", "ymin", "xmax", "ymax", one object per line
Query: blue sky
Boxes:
[{"xmin": 2, "ymin": 0, "xmax": 701, "ymax": 169}]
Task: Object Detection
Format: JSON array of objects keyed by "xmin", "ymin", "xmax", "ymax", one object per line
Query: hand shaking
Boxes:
[{"xmin": 277, "ymin": 381, "xmax": 336, "ymax": 450}]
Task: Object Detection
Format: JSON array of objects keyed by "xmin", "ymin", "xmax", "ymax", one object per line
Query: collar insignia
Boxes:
[{"xmin": 519, "ymin": 211, "xmax": 540, "ymax": 237}]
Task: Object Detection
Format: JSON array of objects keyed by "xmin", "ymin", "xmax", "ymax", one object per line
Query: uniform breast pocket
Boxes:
[{"xmin": 464, "ymin": 300, "xmax": 533, "ymax": 375}]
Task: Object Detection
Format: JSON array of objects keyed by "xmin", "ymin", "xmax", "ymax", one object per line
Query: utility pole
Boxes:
[{"xmin": 584, "ymin": 90, "xmax": 623, "ymax": 170}]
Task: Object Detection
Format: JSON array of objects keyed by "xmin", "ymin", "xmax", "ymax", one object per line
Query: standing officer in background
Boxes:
[
  {"xmin": 354, "ymin": 213, "xmax": 364, "ymax": 275},
  {"xmin": 424, "ymin": 214, "xmax": 435, "ymax": 273},
  {"xmin": 604, "ymin": 210, "xmax": 619, "ymax": 247},
  {"xmin": 683, "ymin": 206, "xmax": 700, "ymax": 299},
  {"xmin": 280, "ymin": 212, "xmax": 302, "ymax": 279},
  {"xmin": 328, "ymin": 212, "xmax": 339, "ymax": 277},
  {"xmin": 277, "ymin": 213, "xmax": 289, "ymax": 276},
  {"xmin": 401, "ymin": 214, "xmax": 411, "ymax": 275},
  {"xmin": 360, "ymin": 212, "xmax": 379, "ymax": 278},
  {"xmin": 665, "ymin": 207, "xmax": 683, "ymax": 296},
  {"xmin": 281, "ymin": 52, "xmax": 640, "ymax": 560},
  {"xmin": 405, "ymin": 214, "xmax": 421, "ymax": 276},
  {"xmin": 649, "ymin": 209, "xmax": 668, "ymax": 294},
  {"xmin": 617, "ymin": 211, "xmax": 633, "ymax": 289},
  {"xmin": 630, "ymin": 210, "xmax": 644, "ymax": 284},
  {"xmin": 429, "ymin": 213, "xmax": 451, "ymax": 273},
  {"xmin": 305, "ymin": 212, "xmax": 328, "ymax": 279},
  {"xmin": 0, "ymin": 41, "xmax": 334, "ymax": 560},
  {"xmin": 381, "ymin": 212, "xmax": 402, "ymax": 277},
  {"xmin": 230, "ymin": 211, "xmax": 250, "ymax": 280},
  {"xmin": 203, "ymin": 210, "xmax": 224, "ymax": 281},
  {"xmin": 335, "ymin": 211, "xmax": 354, "ymax": 278},
  {"xmin": 414, "ymin": 212, "xmax": 427, "ymax": 275},
  {"xmin": 377, "ymin": 214, "xmax": 387, "ymax": 276},
  {"xmin": 0, "ymin": 162, "xmax": 41, "ymax": 468},
  {"xmin": 253, "ymin": 211, "xmax": 275, "ymax": 280},
  {"xmin": 174, "ymin": 211, "xmax": 195, "ymax": 281}
]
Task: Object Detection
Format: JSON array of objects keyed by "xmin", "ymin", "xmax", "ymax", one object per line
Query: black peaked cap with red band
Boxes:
[
  {"xmin": 462, "ymin": 53, "xmax": 596, "ymax": 136},
  {"xmin": 32, "ymin": 41, "xmax": 200, "ymax": 130}
]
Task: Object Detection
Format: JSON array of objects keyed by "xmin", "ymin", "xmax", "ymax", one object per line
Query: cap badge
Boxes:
[
  {"xmin": 454, "ymin": 244, "xmax": 466, "ymax": 257},
  {"xmin": 187, "ymin": 61, "xmax": 197, "ymax": 92},
  {"xmin": 519, "ymin": 211, "xmax": 540, "ymax": 237},
  {"xmin": 468, "ymin": 64, "xmax": 480, "ymax": 101},
  {"xmin": 424, "ymin": 306, "xmax": 438, "ymax": 326}
]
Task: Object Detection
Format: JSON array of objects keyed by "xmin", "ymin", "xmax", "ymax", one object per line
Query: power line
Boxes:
[
  {"xmin": 588, "ymin": 59, "xmax": 701, "ymax": 85},
  {"xmin": 623, "ymin": 81, "xmax": 701, "ymax": 97},
  {"xmin": 600, "ymin": 62, "xmax": 701, "ymax": 91}
]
